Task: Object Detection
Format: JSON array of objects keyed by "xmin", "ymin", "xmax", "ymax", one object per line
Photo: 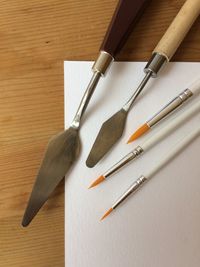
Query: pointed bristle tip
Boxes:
[
  {"xmin": 127, "ymin": 123, "xmax": 150, "ymax": 143},
  {"xmin": 100, "ymin": 208, "xmax": 113, "ymax": 221},
  {"xmin": 88, "ymin": 175, "xmax": 105, "ymax": 189}
]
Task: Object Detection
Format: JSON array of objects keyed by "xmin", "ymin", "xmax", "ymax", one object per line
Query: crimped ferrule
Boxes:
[
  {"xmin": 112, "ymin": 175, "xmax": 147, "ymax": 209},
  {"xmin": 144, "ymin": 52, "xmax": 167, "ymax": 78},
  {"xmin": 147, "ymin": 88, "xmax": 193, "ymax": 127},
  {"xmin": 104, "ymin": 146, "xmax": 144, "ymax": 178},
  {"xmin": 92, "ymin": 51, "xmax": 114, "ymax": 76}
]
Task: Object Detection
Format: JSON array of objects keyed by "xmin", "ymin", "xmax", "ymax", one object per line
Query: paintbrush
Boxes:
[
  {"xmin": 128, "ymin": 78, "xmax": 200, "ymax": 143},
  {"xmin": 101, "ymin": 124, "xmax": 200, "ymax": 220},
  {"xmin": 22, "ymin": 0, "xmax": 151, "ymax": 227},
  {"xmin": 89, "ymin": 99, "xmax": 200, "ymax": 188},
  {"xmin": 86, "ymin": 0, "xmax": 200, "ymax": 168}
]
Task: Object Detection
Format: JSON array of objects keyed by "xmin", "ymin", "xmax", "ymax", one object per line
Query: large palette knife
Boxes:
[{"xmin": 22, "ymin": 0, "xmax": 151, "ymax": 227}]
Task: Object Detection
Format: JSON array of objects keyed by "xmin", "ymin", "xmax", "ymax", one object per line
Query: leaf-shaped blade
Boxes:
[
  {"xmin": 86, "ymin": 109, "xmax": 127, "ymax": 168},
  {"xmin": 22, "ymin": 127, "xmax": 80, "ymax": 227}
]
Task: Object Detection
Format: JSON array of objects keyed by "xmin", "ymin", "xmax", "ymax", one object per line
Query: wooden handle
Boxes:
[
  {"xmin": 100, "ymin": 0, "xmax": 151, "ymax": 58},
  {"xmin": 153, "ymin": 0, "xmax": 200, "ymax": 60}
]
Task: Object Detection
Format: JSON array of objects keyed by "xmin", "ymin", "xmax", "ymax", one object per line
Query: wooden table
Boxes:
[{"xmin": 0, "ymin": 0, "xmax": 199, "ymax": 266}]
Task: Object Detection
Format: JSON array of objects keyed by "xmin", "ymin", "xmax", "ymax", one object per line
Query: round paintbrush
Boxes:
[{"xmin": 128, "ymin": 78, "xmax": 200, "ymax": 143}]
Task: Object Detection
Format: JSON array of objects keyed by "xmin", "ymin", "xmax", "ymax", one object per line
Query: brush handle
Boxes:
[
  {"xmin": 147, "ymin": 126, "xmax": 200, "ymax": 178},
  {"xmin": 153, "ymin": 0, "xmax": 200, "ymax": 60},
  {"xmin": 189, "ymin": 78, "xmax": 200, "ymax": 94},
  {"xmin": 142, "ymin": 100, "xmax": 200, "ymax": 151},
  {"xmin": 100, "ymin": 0, "xmax": 150, "ymax": 58}
]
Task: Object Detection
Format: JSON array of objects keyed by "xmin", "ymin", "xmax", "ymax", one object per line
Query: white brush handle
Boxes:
[
  {"xmin": 188, "ymin": 78, "xmax": 200, "ymax": 94},
  {"xmin": 146, "ymin": 126, "xmax": 200, "ymax": 178},
  {"xmin": 142, "ymin": 100, "xmax": 200, "ymax": 151}
]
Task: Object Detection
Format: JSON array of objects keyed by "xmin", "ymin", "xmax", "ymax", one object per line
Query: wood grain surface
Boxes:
[{"xmin": 0, "ymin": 0, "xmax": 199, "ymax": 266}]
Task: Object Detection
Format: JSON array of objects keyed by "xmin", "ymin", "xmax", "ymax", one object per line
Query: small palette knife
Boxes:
[
  {"xmin": 22, "ymin": 0, "xmax": 151, "ymax": 227},
  {"xmin": 86, "ymin": 0, "xmax": 200, "ymax": 168}
]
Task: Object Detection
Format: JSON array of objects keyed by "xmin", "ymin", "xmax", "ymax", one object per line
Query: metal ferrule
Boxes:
[
  {"xmin": 144, "ymin": 52, "xmax": 167, "ymax": 78},
  {"xmin": 104, "ymin": 146, "xmax": 144, "ymax": 178},
  {"xmin": 70, "ymin": 52, "xmax": 113, "ymax": 130},
  {"xmin": 112, "ymin": 175, "xmax": 147, "ymax": 210},
  {"xmin": 92, "ymin": 51, "xmax": 114, "ymax": 76},
  {"xmin": 147, "ymin": 88, "xmax": 193, "ymax": 127}
]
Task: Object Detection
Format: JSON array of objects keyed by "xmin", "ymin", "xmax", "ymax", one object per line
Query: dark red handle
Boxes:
[{"xmin": 100, "ymin": 0, "xmax": 151, "ymax": 58}]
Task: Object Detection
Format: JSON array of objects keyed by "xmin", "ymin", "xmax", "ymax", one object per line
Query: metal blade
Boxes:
[
  {"xmin": 86, "ymin": 109, "xmax": 127, "ymax": 168},
  {"xmin": 22, "ymin": 127, "xmax": 80, "ymax": 227}
]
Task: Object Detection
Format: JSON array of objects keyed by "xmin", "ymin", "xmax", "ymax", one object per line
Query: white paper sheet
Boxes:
[{"xmin": 64, "ymin": 61, "xmax": 200, "ymax": 267}]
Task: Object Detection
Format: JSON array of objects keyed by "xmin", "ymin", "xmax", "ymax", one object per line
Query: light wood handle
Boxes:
[{"xmin": 153, "ymin": 0, "xmax": 200, "ymax": 60}]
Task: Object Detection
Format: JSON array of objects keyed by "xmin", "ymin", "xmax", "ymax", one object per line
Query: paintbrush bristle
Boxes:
[
  {"xmin": 88, "ymin": 175, "xmax": 105, "ymax": 189},
  {"xmin": 127, "ymin": 123, "xmax": 150, "ymax": 143},
  {"xmin": 100, "ymin": 208, "xmax": 113, "ymax": 221}
]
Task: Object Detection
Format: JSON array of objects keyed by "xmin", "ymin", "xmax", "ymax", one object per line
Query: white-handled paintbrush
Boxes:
[
  {"xmin": 89, "ymin": 99, "xmax": 200, "ymax": 189},
  {"xmin": 128, "ymin": 78, "xmax": 200, "ymax": 143},
  {"xmin": 101, "ymin": 125, "xmax": 200, "ymax": 220}
]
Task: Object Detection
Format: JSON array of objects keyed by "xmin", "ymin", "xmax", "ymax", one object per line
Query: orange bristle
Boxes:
[
  {"xmin": 88, "ymin": 175, "xmax": 105, "ymax": 189},
  {"xmin": 100, "ymin": 208, "xmax": 113, "ymax": 221},
  {"xmin": 127, "ymin": 123, "xmax": 150, "ymax": 143}
]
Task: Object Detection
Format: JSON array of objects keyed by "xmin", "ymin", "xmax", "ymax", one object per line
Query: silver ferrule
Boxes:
[
  {"xmin": 71, "ymin": 51, "xmax": 114, "ymax": 129},
  {"xmin": 179, "ymin": 88, "xmax": 193, "ymax": 100},
  {"xmin": 112, "ymin": 175, "xmax": 147, "ymax": 210},
  {"xmin": 122, "ymin": 53, "xmax": 167, "ymax": 113},
  {"xmin": 144, "ymin": 53, "xmax": 167, "ymax": 78},
  {"xmin": 92, "ymin": 51, "xmax": 114, "ymax": 76},
  {"xmin": 104, "ymin": 146, "xmax": 144, "ymax": 178},
  {"xmin": 147, "ymin": 88, "xmax": 193, "ymax": 127}
]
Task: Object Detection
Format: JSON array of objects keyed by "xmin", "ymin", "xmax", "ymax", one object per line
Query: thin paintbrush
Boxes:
[
  {"xmin": 128, "ymin": 78, "xmax": 200, "ymax": 143},
  {"xmin": 101, "ymin": 125, "xmax": 200, "ymax": 220},
  {"xmin": 89, "ymin": 99, "xmax": 200, "ymax": 188}
]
